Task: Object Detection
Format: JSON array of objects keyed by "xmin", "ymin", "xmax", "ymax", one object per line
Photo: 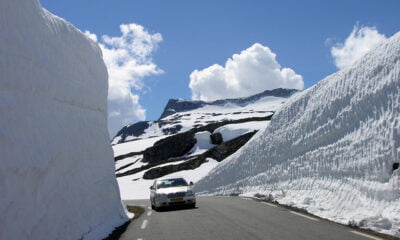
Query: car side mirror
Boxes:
[
  {"xmin": 150, "ymin": 186, "xmax": 154, "ymax": 190},
  {"xmin": 190, "ymin": 181, "xmax": 194, "ymax": 186}
]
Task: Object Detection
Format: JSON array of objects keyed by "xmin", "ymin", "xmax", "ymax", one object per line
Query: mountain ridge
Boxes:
[
  {"xmin": 112, "ymin": 88, "xmax": 298, "ymax": 144},
  {"xmin": 159, "ymin": 88, "xmax": 298, "ymax": 119}
]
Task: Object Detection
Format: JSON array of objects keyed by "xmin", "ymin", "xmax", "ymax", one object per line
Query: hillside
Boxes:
[
  {"xmin": 194, "ymin": 32, "xmax": 400, "ymax": 237},
  {"xmin": 112, "ymin": 89, "xmax": 297, "ymax": 199},
  {"xmin": 112, "ymin": 88, "xmax": 297, "ymax": 144}
]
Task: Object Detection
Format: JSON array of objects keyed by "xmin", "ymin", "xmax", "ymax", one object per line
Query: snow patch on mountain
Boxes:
[
  {"xmin": 0, "ymin": 0, "xmax": 127, "ymax": 239},
  {"xmin": 189, "ymin": 131, "xmax": 215, "ymax": 155},
  {"xmin": 214, "ymin": 121, "xmax": 269, "ymax": 142},
  {"xmin": 113, "ymin": 119, "xmax": 271, "ymax": 200},
  {"xmin": 112, "ymin": 89, "xmax": 296, "ymax": 144},
  {"xmin": 194, "ymin": 32, "xmax": 400, "ymax": 237}
]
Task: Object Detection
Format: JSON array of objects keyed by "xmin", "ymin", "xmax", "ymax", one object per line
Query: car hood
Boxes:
[{"xmin": 156, "ymin": 186, "xmax": 189, "ymax": 194}]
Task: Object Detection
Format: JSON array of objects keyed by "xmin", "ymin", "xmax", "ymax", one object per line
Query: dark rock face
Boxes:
[
  {"xmin": 203, "ymin": 131, "xmax": 256, "ymax": 161},
  {"xmin": 159, "ymin": 99, "xmax": 204, "ymax": 119},
  {"xmin": 116, "ymin": 116, "xmax": 272, "ymax": 164},
  {"xmin": 161, "ymin": 124, "xmax": 183, "ymax": 135},
  {"xmin": 142, "ymin": 131, "xmax": 257, "ymax": 179},
  {"xmin": 113, "ymin": 121, "xmax": 150, "ymax": 144},
  {"xmin": 143, "ymin": 156, "xmax": 206, "ymax": 179},
  {"xmin": 142, "ymin": 130, "xmax": 197, "ymax": 164},
  {"xmin": 210, "ymin": 132, "xmax": 223, "ymax": 144}
]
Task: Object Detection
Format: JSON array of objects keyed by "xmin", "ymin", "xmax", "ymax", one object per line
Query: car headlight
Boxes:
[
  {"xmin": 156, "ymin": 193, "xmax": 167, "ymax": 198},
  {"xmin": 186, "ymin": 190, "xmax": 195, "ymax": 196}
]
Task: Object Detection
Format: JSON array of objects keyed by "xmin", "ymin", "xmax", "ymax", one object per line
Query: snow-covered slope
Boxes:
[
  {"xmin": 194, "ymin": 33, "xmax": 400, "ymax": 237},
  {"xmin": 112, "ymin": 90, "xmax": 291, "ymax": 200},
  {"xmin": 112, "ymin": 88, "xmax": 296, "ymax": 144},
  {"xmin": 0, "ymin": 1, "xmax": 127, "ymax": 240},
  {"xmin": 114, "ymin": 120, "xmax": 268, "ymax": 200}
]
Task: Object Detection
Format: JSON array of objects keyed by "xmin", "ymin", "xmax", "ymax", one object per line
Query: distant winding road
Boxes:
[{"xmin": 121, "ymin": 197, "xmax": 381, "ymax": 240}]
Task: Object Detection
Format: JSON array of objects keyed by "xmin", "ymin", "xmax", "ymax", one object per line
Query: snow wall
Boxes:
[
  {"xmin": 0, "ymin": 0, "xmax": 127, "ymax": 239},
  {"xmin": 195, "ymin": 33, "xmax": 400, "ymax": 237}
]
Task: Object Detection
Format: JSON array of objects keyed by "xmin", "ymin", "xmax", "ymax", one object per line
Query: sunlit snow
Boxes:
[{"xmin": 195, "ymin": 32, "xmax": 400, "ymax": 237}]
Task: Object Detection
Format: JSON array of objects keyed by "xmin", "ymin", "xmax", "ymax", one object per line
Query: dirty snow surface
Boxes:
[
  {"xmin": 194, "ymin": 33, "xmax": 400, "ymax": 237},
  {"xmin": 0, "ymin": 0, "xmax": 127, "ymax": 239}
]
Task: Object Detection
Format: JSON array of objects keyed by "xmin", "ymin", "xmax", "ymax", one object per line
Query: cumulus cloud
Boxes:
[
  {"xmin": 331, "ymin": 25, "xmax": 386, "ymax": 69},
  {"xmin": 189, "ymin": 43, "xmax": 303, "ymax": 101},
  {"xmin": 85, "ymin": 23, "xmax": 163, "ymax": 136}
]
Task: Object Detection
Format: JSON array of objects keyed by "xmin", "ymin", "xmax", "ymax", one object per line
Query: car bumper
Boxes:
[{"xmin": 154, "ymin": 196, "xmax": 196, "ymax": 207}]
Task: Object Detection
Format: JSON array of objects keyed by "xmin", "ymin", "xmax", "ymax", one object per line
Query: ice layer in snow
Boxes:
[
  {"xmin": 0, "ymin": 0, "xmax": 127, "ymax": 239},
  {"xmin": 195, "ymin": 32, "xmax": 400, "ymax": 237}
]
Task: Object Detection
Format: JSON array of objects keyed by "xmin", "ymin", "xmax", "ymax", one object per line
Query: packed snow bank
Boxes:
[
  {"xmin": 0, "ymin": 0, "xmax": 127, "ymax": 239},
  {"xmin": 195, "ymin": 32, "xmax": 400, "ymax": 237}
]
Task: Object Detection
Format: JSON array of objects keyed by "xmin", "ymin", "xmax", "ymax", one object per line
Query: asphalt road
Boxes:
[{"xmin": 121, "ymin": 197, "xmax": 381, "ymax": 240}]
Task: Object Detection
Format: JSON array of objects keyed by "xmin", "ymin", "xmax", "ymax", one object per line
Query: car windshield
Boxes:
[{"xmin": 157, "ymin": 178, "xmax": 188, "ymax": 189}]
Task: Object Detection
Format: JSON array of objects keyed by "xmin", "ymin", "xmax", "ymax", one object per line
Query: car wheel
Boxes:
[{"xmin": 189, "ymin": 203, "xmax": 196, "ymax": 208}]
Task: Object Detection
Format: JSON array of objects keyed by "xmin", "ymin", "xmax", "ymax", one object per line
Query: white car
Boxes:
[{"xmin": 150, "ymin": 177, "xmax": 196, "ymax": 210}]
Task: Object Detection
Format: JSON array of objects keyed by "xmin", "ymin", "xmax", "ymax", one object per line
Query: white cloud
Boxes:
[
  {"xmin": 331, "ymin": 25, "xmax": 386, "ymax": 69},
  {"xmin": 85, "ymin": 23, "xmax": 163, "ymax": 136},
  {"xmin": 189, "ymin": 43, "xmax": 303, "ymax": 101}
]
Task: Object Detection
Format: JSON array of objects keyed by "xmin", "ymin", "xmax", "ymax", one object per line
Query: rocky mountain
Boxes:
[
  {"xmin": 112, "ymin": 88, "xmax": 298, "ymax": 199},
  {"xmin": 159, "ymin": 88, "xmax": 298, "ymax": 119},
  {"xmin": 112, "ymin": 88, "xmax": 297, "ymax": 144}
]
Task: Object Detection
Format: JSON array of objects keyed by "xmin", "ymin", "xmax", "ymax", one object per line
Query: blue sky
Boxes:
[{"xmin": 40, "ymin": 0, "xmax": 400, "ymax": 135}]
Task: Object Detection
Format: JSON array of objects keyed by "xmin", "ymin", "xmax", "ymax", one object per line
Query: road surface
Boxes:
[{"xmin": 120, "ymin": 196, "xmax": 381, "ymax": 240}]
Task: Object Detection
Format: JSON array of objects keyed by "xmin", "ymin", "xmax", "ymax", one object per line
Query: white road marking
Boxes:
[
  {"xmin": 137, "ymin": 238, "xmax": 143, "ymax": 240},
  {"xmin": 147, "ymin": 206, "xmax": 151, "ymax": 210},
  {"xmin": 261, "ymin": 202, "xmax": 277, "ymax": 207},
  {"xmin": 350, "ymin": 230, "xmax": 382, "ymax": 240},
  {"xmin": 140, "ymin": 219, "xmax": 148, "ymax": 229},
  {"xmin": 147, "ymin": 211, "xmax": 152, "ymax": 216},
  {"xmin": 290, "ymin": 211, "xmax": 319, "ymax": 221}
]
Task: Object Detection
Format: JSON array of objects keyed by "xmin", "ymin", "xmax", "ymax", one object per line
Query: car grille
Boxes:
[
  {"xmin": 169, "ymin": 201, "xmax": 186, "ymax": 206},
  {"xmin": 167, "ymin": 192, "xmax": 186, "ymax": 198}
]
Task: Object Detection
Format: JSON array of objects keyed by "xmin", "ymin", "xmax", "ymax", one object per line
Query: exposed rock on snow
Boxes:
[
  {"xmin": 0, "ymin": 0, "xmax": 127, "ymax": 239},
  {"xmin": 142, "ymin": 131, "xmax": 258, "ymax": 179},
  {"xmin": 112, "ymin": 88, "xmax": 295, "ymax": 144},
  {"xmin": 113, "ymin": 104, "xmax": 278, "ymax": 199},
  {"xmin": 137, "ymin": 116, "xmax": 273, "ymax": 165},
  {"xmin": 194, "ymin": 32, "xmax": 400, "ymax": 237},
  {"xmin": 143, "ymin": 130, "xmax": 197, "ymax": 164},
  {"xmin": 210, "ymin": 132, "xmax": 223, "ymax": 144}
]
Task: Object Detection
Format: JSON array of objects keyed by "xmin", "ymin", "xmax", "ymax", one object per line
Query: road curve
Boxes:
[{"xmin": 121, "ymin": 197, "xmax": 380, "ymax": 240}]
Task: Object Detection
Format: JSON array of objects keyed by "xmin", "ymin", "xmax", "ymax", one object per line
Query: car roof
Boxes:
[{"xmin": 156, "ymin": 177, "xmax": 185, "ymax": 182}]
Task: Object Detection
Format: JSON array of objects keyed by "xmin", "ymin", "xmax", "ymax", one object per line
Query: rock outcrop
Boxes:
[
  {"xmin": 142, "ymin": 131, "xmax": 257, "ymax": 179},
  {"xmin": 142, "ymin": 131, "xmax": 197, "ymax": 164}
]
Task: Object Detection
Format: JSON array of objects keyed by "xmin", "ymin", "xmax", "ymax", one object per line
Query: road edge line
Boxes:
[
  {"xmin": 290, "ymin": 211, "xmax": 319, "ymax": 221},
  {"xmin": 350, "ymin": 230, "xmax": 383, "ymax": 240}
]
